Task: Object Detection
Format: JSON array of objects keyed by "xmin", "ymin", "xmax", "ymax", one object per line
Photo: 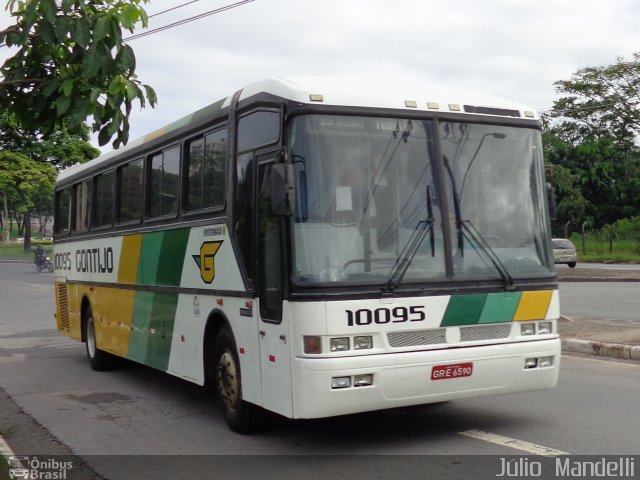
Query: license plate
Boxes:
[{"xmin": 431, "ymin": 362, "xmax": 473, "ymax": 380}]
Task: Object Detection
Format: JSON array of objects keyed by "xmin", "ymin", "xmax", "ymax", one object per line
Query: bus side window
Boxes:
[
  {"xmin": 258, "ymin": 161, "xmax": 283, "ymax": 322},
  {"xmin": 237, "ymin": 111, "xmax": 280, "ymax": 154},
  {"xmin": 185, "ymin": 128, "xmax": 227, "ymax": 211},
  {"xmin": 54, "ymin": 188, "xmax": 72, "ymax": 235},
  {"xmin": 73, "ymin": 180, "xmax": 91, "ymax": 233},
  {"xmin": 148, "ymin": 146, "xmax": 180, "ymax": 218},
  {"xmin": 93, "ymin": 170, "xmax": 114, "ymax": 228},
  {"xmin": 117, "ymin": 159, "xmax": 143, "ymax": 223}
]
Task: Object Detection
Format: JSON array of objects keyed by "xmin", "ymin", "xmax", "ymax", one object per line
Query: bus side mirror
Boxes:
[
  {"xmin": 271, "ymin": 163, "xmax": 295, "ymax": 216},
  {"xmin": 546, "ymin": 182, "xmax": 557, "ymax": 220}
]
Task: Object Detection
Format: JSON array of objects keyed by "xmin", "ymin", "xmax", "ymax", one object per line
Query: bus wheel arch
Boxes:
[
  {"xmin": 203, "ymin": 311, "xmax": 263, "ymax": 433},
  {"xmin": 81, "ymin": 296, "xmax": 114, "ymax": 371}
]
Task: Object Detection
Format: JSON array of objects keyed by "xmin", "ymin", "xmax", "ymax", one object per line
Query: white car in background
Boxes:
[{"xmin": 552, "ymin": 238, "xmax": 577, "ymax": 268}]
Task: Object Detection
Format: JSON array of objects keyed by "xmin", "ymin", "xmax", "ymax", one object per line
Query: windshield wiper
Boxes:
[
  {"xmin": 443, "ymin": 153, "xmax": 515, "ymax": 289},
  {"xmin": 383, "ymin": 186, "xmax": 434, "ymax": 293},
  {"xmin": 457, "ymin": 219, "xmax": 516, "ymax": 289}
]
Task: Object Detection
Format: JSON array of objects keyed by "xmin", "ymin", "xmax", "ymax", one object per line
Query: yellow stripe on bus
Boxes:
[
  {"xmin": 118, "ymin": 234, "xmax": 143, "ymax": 284},
  {"xmin": 513, "ymin": 290, "xmax": 553, "ymax": 321}
]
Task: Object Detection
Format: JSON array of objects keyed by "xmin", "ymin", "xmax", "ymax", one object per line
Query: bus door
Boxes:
[{"xmin": 256, "ymin": 155, "xmax": 293, "ymax": 417}]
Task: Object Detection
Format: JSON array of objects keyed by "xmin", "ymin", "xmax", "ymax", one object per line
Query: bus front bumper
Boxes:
[{"xmin": 291, "ymin": 338, "xmax": 561, "ymax": 419}]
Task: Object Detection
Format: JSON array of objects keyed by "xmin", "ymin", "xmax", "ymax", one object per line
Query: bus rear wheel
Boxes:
[
  {"xmin": 84, "ymin": 307, "xmax": 115, "ymax": 371},
  {"xmin": 213, "ymin": 326, "xmax": 262, "ymax": 433}
]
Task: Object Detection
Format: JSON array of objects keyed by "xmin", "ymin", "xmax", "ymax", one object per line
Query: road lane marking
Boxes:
[{"xmin": 459, "ymin": 429, "xmax": 570, "ymax": 456}]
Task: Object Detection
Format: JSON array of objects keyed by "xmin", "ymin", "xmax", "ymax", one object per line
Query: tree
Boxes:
[
  {"xmin": 0, "ymin": 0, "xmax": 157, "ymax": 148},
  {"xmin": 549, "ymin": 52, "xmax": 640, "ymax": 146},
  {"xmin": 0, "ymin": 111, "xmax": 99, "ymax": 169},
  {"xmin": 543, "ymin": 53, "xmax": 640, "ymax": 232},
  {"xmin": 0, "ymin": 151, "xmax": 57, "ymax": 251},
  {"xmin": 0, "ymin": 111, "xmax": 99, "ymax": 249}
]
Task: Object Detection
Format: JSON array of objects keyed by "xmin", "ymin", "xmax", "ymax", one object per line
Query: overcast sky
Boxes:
[{"xmin": 2, "ymin": 0, "xmax": 640, "ymax": 151}]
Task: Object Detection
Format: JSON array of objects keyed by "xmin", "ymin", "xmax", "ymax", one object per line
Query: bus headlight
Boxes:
[
  {"xmin": 330, "ymin": 337, "xmax": 350, "ymax": 352},
  {"xmin": 520, "ymin": 323, "xmax": 536, "ymax": 336},
  {"xmin": 539, "ymin": 356, "xmax": 554, "ymax": 368},
  {"xmin": 331, "ymin": 377, "xmax": 351, "ymax": 389},
  {"xmin": 354, "ymin": 374, "xmax": 373, "ymax": 387},
  {"xmin": 538, "ymin": 322, "xmax": 553, "ymax": 334},
  {"xmin": 353, "ymin": 336, "xmax": 373, "ymax": 350}
]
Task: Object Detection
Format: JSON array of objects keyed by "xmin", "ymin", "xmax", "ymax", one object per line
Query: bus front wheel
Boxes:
[
  {"xmin": 213, "ymin": 326, "xmax": 261, "ymax": 433},
  {"xmin": 84, "ymin": 307, "xmax": 114, "ymax": 371}
]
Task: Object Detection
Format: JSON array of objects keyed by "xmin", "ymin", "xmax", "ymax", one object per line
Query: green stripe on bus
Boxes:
[
  {"xmin": 137, "ymin": 233, "xmax": 163, "ymax": 286},
  {"xmin": 156, "ymin": 228, "xmax": 190, "ymax": 286},
  {"xmin": 440, "ymin": 294, "xmax": 487, "ymax": 326},
  {"xmin": 145, "ymin": 292, "xmax": 178, "ymax": 371},
  {"xmin": 136, "ymin": 229, "xmax": 190, "ymax": 286},
  {"xmin": 128, "ymin": 291, "xmax": 178, "ymax": 372},
  {"xmin": 477, "ymin": 292, "xmax": 522, "ymax": 324},
  {"xmin": 128, "ymin": 291, "xmax": 154, "ymax": 364}
]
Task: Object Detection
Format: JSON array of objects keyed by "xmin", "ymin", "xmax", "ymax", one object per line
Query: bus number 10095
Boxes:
[{"xmin": 346, "ymin": 306, "xmax": 426, "ymax": 326}]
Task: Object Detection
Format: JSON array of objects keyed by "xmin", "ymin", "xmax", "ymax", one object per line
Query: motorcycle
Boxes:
[{"xmin": 34, "ymin": 253, "xmax": 54, "ymax": 273}]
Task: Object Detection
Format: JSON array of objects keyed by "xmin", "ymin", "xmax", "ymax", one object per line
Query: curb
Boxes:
[
  {"xmin": 562, "ymin": 338, "xmax": 640, "ymax": 361},
  {"xmin": 558, "ymin": 276, "xmax": 640, "ymax": 282}
]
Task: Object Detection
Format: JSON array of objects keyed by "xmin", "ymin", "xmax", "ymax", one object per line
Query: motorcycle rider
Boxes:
[{"xmin": 34, "ymin": 244, "xmax": 46, "ymax": 265}]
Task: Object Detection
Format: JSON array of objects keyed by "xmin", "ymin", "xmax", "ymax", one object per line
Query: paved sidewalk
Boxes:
[
  {"xmin": 559, "ymin": 315, "xmax": 640, "ymax": 361},
  {"xmin": 557, "ymin": 264, "xmax": 640, "ymax": 361}
]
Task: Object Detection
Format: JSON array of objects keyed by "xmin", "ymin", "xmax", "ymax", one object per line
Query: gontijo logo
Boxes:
[{"xmin": 192, "ymin": 241, "xmax": 223, "ymax": 284}]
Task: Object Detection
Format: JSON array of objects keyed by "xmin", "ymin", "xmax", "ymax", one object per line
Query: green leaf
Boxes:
[
  {"xmin": 94, "ymin": 15, "xmax": 111, "ymax": 42},
  {"xmin": 117, "ymin": 44, "xmax": 136, "ymax": 71},
  {"xmin": 55, "ymin": 96, "xmax": 71, "ymax": 116},
  {"xmin": 61, "ymin": 0, "xmax": 74, "ymax": 13},
  {"xmin": 98, "ymin": 125, "xmax": 112, "ymax": 146},
  {"xmin": 143, "ymin": 84, "xmax": 158, "ymax": 107},
  {"xmin": 38, "ymin": 22, "xmax": 56, "ymax": 44},
  {"xmin": 54, "ymin": 15, "xmax": 69, "ymax": 42},
  {"xmin": 125, "ymin": 81, "xmax": 141, "ymax": 102},
  {"xmin": 41, "ymin": 0, "xmax": 57, "ymax": 24},
  {"xmin": 41, "ymin": 79, "xmax": 61, "ymax": 97},
  {"xmin": 72, "ymin": 18, "xmax": 90, "ymax": 48},
  {"xmin": 89, "ymin": 88, "xmax": 101, "ymax": 105},
  {"xmin": 108, "ymin": 77, "xmax": 124, "ymax": 96},
  {"xmin": 82, "ymin": 42, "xmax": 100, "ymax": 79},
  {"xmin": 62, "ymin": 79, "xmax": 74, "ymax": 96}
]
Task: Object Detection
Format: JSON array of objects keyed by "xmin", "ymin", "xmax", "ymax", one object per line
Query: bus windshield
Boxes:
[{"xmin": 288, "ymin": 114, "xmax": 553, "ymax": 287}]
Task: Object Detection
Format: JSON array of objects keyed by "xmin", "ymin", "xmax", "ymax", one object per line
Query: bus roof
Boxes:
[{"xmin": 57, "ymin": 76, "xmax": 538, "ymax": 185}]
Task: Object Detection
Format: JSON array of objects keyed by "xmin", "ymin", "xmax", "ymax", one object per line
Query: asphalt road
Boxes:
[
  {"xmin": 1, "ymin": 263, "xmax": 639, "ymax": 480},
  {"xmin": 559, "ymin": 282, "xmax": 640, "ymax": 322}
]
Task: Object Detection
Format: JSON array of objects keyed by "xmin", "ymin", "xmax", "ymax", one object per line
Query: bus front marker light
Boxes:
[
  {"xmin": 520, "ymin": 323, "xmax": 535, "ymax": 336},
  {"xmin": 353, "ymin": 374, "xmax": 373, "ymax": 387},
  {"xmin": 330, "ymin": 337, "xmax": 350, "ymax": 352},
  {"xmin": 524, "ymin": 358, "xmax": 538, "ymax": 369},
  {"xmin": 304, "ymin": 336, "xmax": 322, "ymax": 354},
  {"xmin": 353, "ymin": 336, "xmax": 373, "ymax": 350},
  {"xmin": 538, "ymin": 322, "xmax": 552, "ymax": 334},
  {"xmin": 331, "ymin": 377, "xmax": 351, "ymax": 389},
  {"xmin": 539, "ymin": 356, "xmax": 553, "ymax": 368}
]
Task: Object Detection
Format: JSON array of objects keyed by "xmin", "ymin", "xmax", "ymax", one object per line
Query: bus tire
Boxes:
[
  {"xmin": 84, "ymin": 307, "xmax": 114, "ymax": 371},
  {"xmin": 214, "ymin": 326, "xmax": 261, "ymax": 434}
]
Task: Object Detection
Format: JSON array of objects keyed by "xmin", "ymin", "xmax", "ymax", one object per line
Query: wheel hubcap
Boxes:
[{"xmin": 217, "ymin": 350, "xmax": 239, "ymax": 410}]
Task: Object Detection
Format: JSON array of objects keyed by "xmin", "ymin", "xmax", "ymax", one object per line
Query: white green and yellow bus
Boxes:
[{"xmin": 53, "ymin": 77, "xmax": 560, "ymax": 433}]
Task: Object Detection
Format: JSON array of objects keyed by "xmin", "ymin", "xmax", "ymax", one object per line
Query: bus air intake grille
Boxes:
[
  {"xmin": 57, "ymin": 283, "xmax": 70, "ymax": 332},
  {"xmin": 387, "ymin": 329, "xmax": 446, "ymax": 348},
  {"xmin": 459, "ymin": 324, "xmax": 512, "ymax": 342}
]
